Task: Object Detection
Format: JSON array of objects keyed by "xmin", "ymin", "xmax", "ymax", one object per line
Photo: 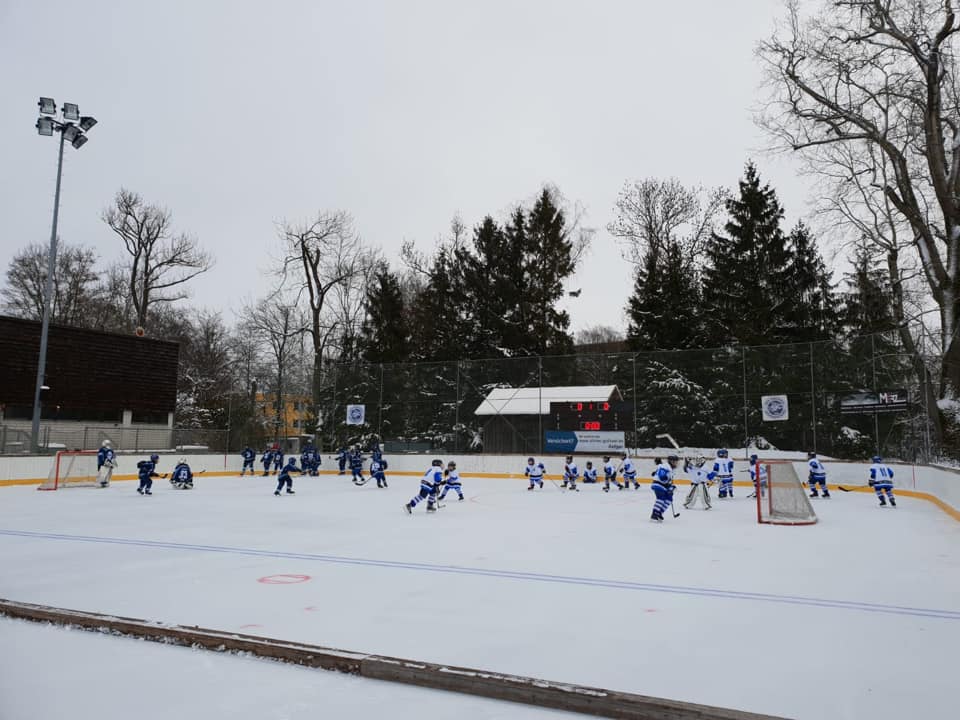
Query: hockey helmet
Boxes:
[
  {"xmin": 695, "ymin": 455, "xmax": 706, "ymax": 467},
  {"xmin": 432, "ymin": 458, "xmax": 443, "ymax": 467},
  {"xmin": 102, "ymin": 439, "xmax": 112, "ymax": 448},
  {"xmin": 447, "ymin": 460, "xmax": 457, "ymax": 469},
  {"xmin": 150, "ymin": 453, "xmax": 159, "ymax": 462},
  {"xmin": 603, "ymin": 455, "xmax": 611, "ymax": 462},
  {"xmin": 585, "ymin": 461, "xmax": 593, "ymax": 467},
  {"xmin": 621, "ymin": 452, "xmax": 628, "ymax": 459},
  {"xmin": 527, "ymin": 457, "xmax": 535, "ymax": 464},
  {"xmin": 565, "ymin": 455, "xmax": 573, "ymax": 463},
  {"xmin": 666, "ymin": 454, "xmax": 679, "ymax": 467},
  {"xmin": 807, "ymin": 451, "xmax": 817, "ymax": 459},
  {"xmin": 872, "ymin": 455, "xmax": 882, "ymax": 463},
  {"xmin": 178, "ymin": 457, "xmax": 187, "ymax": 465},
  {"xmin": 717, "ymin": 448, "xmax": 728, "ymax": 458},
  {"xmin": 749, "ymin": 454, "xmax": 758, "ymax": 464}
]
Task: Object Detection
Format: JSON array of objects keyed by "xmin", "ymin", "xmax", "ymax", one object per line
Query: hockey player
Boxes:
[
  {"xmin": 96, "ymin": 440, "xmax": 116, "ymax": 487},
  {"xmin": 405, "ymin": 459, "xmax": 444, "ymax": 513},
  {"xmin": 274, "ymin": 457, "xmax": 299, "ymax": 495},
  {"xmin": 170, "ymin": 458, "xmax": 194, "ymax": 489},
  {"xmin": 562, "ymin": 456, "xmax": 580, "ymax": 491},
  {"xmin": 300, "ymin": 443, "xmax": 320, "ymax": 476},
  {"xmin": 619, "ymin": 453, "xmax": 639, "ymax": 489},
  {"xmin": 747, "ymin": 454, "xmax": 768, "ymax": 499},
  {"xmin": 260, "ymin": 447, "xmax": 273, "ymax": 476},
  {"xmin": 651, "ymin": 455, "xmax": 679, "ymax": 522},
  {"xmin": 136, "ymin": 454, "xmax": 161, "ymax": 495},
  {"xmin": 524, "ymin": 457, "xmax": 545, "ymax": 490},
  {"xmin": 370, "ymin": 453, "xmax": 388, "ymax": 488},
  {"xmin": 241, "ymin": 446, "xmax": 256, "ymax": 476},
  {"xmin": 272, "ymin": 445, "xmax": 284, "ymax": 474},
  {"xmin": 350, "ymin": 446, "xmax": 366, "ymax": 485},
  {"xmin": 868, "ymin": 455, "xmax": 896, "ymax": 507},
  {"xmin": 807, "ymin": 451, "xmax": 831, "ymax": 498},
  {"xmin": 713, "ymin": 448, "xmax": 735, "ymax": 499},
  {"xmin": 602, "ymin": 455, "xmax": 623, "ymax": 492},
  {"xmin": 683, "ymin": 456, "xmax": 713, "ymax": 509},
  {"xmin": 336, "ymin": 446, "xmax": 348, "ymax": 475},
  {"xmin": 439, "ymin": 460, "xmax": 464, "ymax": 501},
  {"xmin": 582, "ymin": 461, "xmax": 598, "ymax": 484}
]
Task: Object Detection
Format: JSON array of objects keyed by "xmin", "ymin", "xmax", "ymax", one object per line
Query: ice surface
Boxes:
[{"xmin": 2, "ymin": 474, "xmax": 959, "ymax": 720}]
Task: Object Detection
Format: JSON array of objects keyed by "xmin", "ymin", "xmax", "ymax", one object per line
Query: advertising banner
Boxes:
[{"xmin": 544, "ymin": 431, "xmax": 626, "ymax": 453}]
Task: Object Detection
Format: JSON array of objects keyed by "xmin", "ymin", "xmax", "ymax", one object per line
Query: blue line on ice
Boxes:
[{"xmin": 2, "ymin": 528, "xmax": 958, "ymax": 621}]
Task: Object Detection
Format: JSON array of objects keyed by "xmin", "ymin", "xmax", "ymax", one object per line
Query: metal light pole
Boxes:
[{"xmin": 30, "ymin": 97, "xmax": 97, "ymax": 453}]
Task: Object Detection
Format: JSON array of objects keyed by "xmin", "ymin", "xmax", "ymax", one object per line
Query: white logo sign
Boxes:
[
  {"xmin": 761, "ymin": 395, "xmax": 789, "ymax": 422},
  {"xmin": 346, "ymin": 404, "xmax": 366, "ymax": 425}
]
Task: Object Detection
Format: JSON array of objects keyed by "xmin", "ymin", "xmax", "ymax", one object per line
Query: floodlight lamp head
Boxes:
[
  {"xmin": 62, "ymin": 102, "xmax": 79, "ymax": 121},
  {"xmin": 62, "ymin": 124, "xmax": 80, "ymax": 143},
  {"xmin": 71, "ymin": 134, "xmax": 88, "ymax": 149},
  {"xmin": 36, "ymin": 117, "xmax": 54, "ymax": 136},
  {"xmin": 79, "ymin": 116, "xmax": 97, "ymax": 131},
  {"xmin": 38, "ymin": 97, "xmax": 56, "ymax": 115}
]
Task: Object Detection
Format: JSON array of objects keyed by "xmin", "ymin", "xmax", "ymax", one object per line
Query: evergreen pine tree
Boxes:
[
  {"xmin": 525, "ymin": 189, "xmax": 575, "ymax": 356},
  {"xmin": 703, "ymin": 162, "xmax": 791, "ymax": 346},
  {"xmin": 780, "ymin": 221, "xmax": 838, "ymax": 341},
  {"xmin": 358, "ymin": 265, "xmax": 410, "ymax": 364}
]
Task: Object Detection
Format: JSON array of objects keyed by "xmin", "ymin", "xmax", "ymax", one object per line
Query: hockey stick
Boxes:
[{"xmin": 655, "ymin": 433, "xmax": 680, "ymax": 450}]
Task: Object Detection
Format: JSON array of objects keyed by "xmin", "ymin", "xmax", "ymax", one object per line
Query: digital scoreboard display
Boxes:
[{"xmin": 548, "ymin": 401, "xmax": 631, "ymax": 431}]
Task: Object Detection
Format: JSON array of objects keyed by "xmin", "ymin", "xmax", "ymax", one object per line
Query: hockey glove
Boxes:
[{"xmin": 868, "ymin": 479, "xmax": 875, "ymax": 487}]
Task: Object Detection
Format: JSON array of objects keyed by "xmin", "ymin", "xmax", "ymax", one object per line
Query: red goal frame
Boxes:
[{"xmin": 38, "ymin": 450, "xmax": 99, "ymax": 491}]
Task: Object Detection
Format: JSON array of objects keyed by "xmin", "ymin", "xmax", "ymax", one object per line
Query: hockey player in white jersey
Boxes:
[
  {"xmin": 405, "ymin": 459, "xmax": 444, "ymax": 513},
  {"xmin": 602, "ymin": 455, "xmax": 623, "ymax": 492},
  {"xmin": 868, "ymin": 455, "xmax": 896, "ymax": 507},
  {"xmin": 618, "ymin": 453, "xmax": 639, "ymax": 489},
  {"xmin": 525, "ymin": 457, "xmax": 545, "ymax": 490},
  {"xmin": 683, "ymin": 456, "xmax": 713, "ymax": 509},
  {"xmin": 96, "ymin": 440, "xmax": 116, "ymax": 487},
  {"xmin": 439, "ymin": 460, "xmax": 464, "ymax": 501},
  {"xmin": 746, "ymin": 454, "xmax": 768, "ymax": 499},
  {"xmin": 807, "ymin": 451, "xmax": 831, "ymax": 498},
  {"xmin": 582, "ymin": 461, "xmax": 598, "ymax": 484},
  {"xmin": 561, "ymin": 455, "xmax": 580, "ymax": 491},
  {"xmin": 713, "ymin": 448, "xmax": 735, "ymax": 498}
]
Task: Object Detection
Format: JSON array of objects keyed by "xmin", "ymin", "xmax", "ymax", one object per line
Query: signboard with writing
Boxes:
[{"xmin": 839, "ymin": 389, "xmax": 908, "ymax": 414}]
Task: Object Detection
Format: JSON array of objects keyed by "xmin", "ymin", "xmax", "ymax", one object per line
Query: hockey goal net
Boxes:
[
  {"xmin": 755, "ymin": 460, "xmax": 817, "ymax": 526},
  {"xmin": 38, "ymin": 451, "xmax": 100, "ymax": 491}
]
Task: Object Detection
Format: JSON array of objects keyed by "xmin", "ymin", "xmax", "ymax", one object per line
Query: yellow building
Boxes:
[{"xmin": 254, "ymin": 392, "xmax": 313, "ymax": 441}]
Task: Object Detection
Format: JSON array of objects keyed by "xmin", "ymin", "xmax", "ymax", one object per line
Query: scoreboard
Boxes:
[{"xmin": 549, "ymin": 401, "xmax": 633, "ymax": 431}]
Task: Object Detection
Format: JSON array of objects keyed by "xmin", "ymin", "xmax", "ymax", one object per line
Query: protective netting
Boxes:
[
  {"xmin": 38, "ymin": 451, "xmax": 99, "ymax": 490},
  {"xmin": 757, "ymin": 461, "xmax": 818, "ymax": 525}
]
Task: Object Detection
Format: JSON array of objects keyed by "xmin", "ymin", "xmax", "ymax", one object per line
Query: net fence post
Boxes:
[
  {"xmin": 809, "ymin": 341, "xmax": 817, "ymax": 454},
  {"xmin": 741, "ymin": 345, "xmax": 749, "ymax": 453},
  {"xmin": 454, "ymin": 360, "xmax": 461, "ymax": 454},
  {"xmin": 871, "ymin": 333, "xmax": 880, "ymax": 454},
  {"xmin": 378, "ymin": 363, "xmax": 384, "ymax": 444},
  {"xmin": 538, "ymin": 357, "xmax": 543, "ymax": 456}
]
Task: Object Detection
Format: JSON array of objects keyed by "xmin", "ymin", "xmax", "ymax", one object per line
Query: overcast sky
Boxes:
[{"xmin": 0, "ymin": 0, "xmax": 815, "ymax": 336}]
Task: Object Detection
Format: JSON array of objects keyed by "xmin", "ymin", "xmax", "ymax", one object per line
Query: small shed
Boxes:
[{"xmin": 474, "ymin": 385, "xmax": 623, "ymax": 454}]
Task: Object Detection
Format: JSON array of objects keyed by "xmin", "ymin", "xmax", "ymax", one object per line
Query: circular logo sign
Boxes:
[
  {"xmin": 348, "ymin": 406, "xmax": 364, "ymax": 423},
  {"xmin": 763, "ymin": 396, "xmax": 787, "ymax": 419}
]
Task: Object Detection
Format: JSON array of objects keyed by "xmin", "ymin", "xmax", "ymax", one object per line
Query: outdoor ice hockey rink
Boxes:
[{"xmin": 2, "ymin": 471, "xmax": 958, "ymax": 720}]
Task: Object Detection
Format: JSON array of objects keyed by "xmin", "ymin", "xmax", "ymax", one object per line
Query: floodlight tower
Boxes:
[{"xmin": 30, "ymin": 97, "xmax": 98, "ymax": 453}]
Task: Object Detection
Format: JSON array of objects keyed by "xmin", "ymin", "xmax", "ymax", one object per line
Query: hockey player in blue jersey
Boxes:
[
  {"xmin": 241, "ymin": 446, "xmax": 256, "ymax": 476},
  {"xmin": 136, "ymin": 454, "xmax": 161, "ymax": 495},
  {"xmin": 713, "ymin": 448, "xmax": 735, "ymax": 498},
  {"xmin": 299, "ymin": 444, "xmax": 319, "ymax": 476},
  {"xmin": 272, "ymin": 446, "xmax": 284, "ymax": 474},
  {"xmin": 405, "ymin": 459, "xmax": 444, "ymax": 513},
  {"xmin": 525, "ymin": 457, "xmax": 545, "ymax": 490},
  {"xmin": 370, "ymin": 453, "xmax": 388, "ymax": 488},
  {"xmin": 260, "ymin": 447, "xmax": 273, "ymax": 476},
  {"xmin": 350, "ymin": 446, "xmax": 366, "ymax": 485},
  {"xmin": 96, "ymin": 439, "xmax": 116, "ymax": 487},
  {"xmin": 619, "ymin": 453, "xmax": 639, "ymax": 489},
  {"xmin": 807, "ymin": 451, "xmax": 831, "ymax": 498},
  {"xmin": 651, "ymin": 455, "xmax": 679, "ymax": 522},
  {"xmin": 274, "ymin": 457, "xmax": 300, "ymax": 495},
  {"xmin": 602, "ymin": 455, "xmax": 623, "ymax": 492},
  {"xmin": 562, "ymin": 456, "xmax": 580, "ymax": 491},
  {"xmin": 170, "ymin": 458, "xmax": 194, "ymax": 489},
  {"xmin": 582, "ymin": 461, "xmax": 598, "ymax": 483},
  {"xmin": 747, "ymin": 454, "xmax": 768, "ymax": 499},
  {"xmin": 683, "ymin": 456, "xmax": 714, "ymax": 509},
  {"xmin": 868, "ymin": 455, "xmax": 896, "ymax": 507},
  {"xmin": 336, "ymin": 447, "xmax": 348, "ymax": 475},
  {"xmin": 439, "ymin": 460, "xmax": 464, "ymax": 501}
]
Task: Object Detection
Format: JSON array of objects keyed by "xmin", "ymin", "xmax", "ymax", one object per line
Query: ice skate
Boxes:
[
  {"xmin": 144, "ymin": 489, "xmax": 152, "ymax": 495},
  {"xmin": 274, "ymin": 490, "xmax": 281, "ymax": 496},
  {"xmin": 810, "ymin": 489, "xmax": 819, "ymax": 498},
  {"xmin": 137, "ymin": 487, "xmax": 144, "ymax": 495},
  {"xmin": 286, "ymin": 488, "xmax": 295, "ymax": 494},
  {"xmin": 403, "ymin": 503, "xmax": 412, "ymax": 514},
  {"xmin": 890, "ymin": 496, "xmax": 896, "ymax": 507}
]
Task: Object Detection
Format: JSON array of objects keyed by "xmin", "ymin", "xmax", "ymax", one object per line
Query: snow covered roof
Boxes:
[{"xmin": 474, "ymin": 385, "xmax": 622, "ymax": 416}]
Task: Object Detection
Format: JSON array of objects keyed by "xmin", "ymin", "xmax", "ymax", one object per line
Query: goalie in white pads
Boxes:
[
  {"xmin": 96, "ymin": 440, "xmax": 116, "ymax": 487},
  {"xmin": 682, "ymin": 456, "xmax": 713, "ymax": 509},
  {"xmin": 405, "ymin": 459, "xmax": 444, "ymax": 513}
]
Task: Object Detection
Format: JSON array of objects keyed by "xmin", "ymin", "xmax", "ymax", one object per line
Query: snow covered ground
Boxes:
[{"xmin": 2, "ymin": 472, "xmax": 958, "ymax": 720}]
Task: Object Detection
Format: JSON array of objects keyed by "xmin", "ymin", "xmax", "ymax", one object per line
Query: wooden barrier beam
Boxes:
[{"xmin": 0, "ymin": 598, "xmax": 789, "ymax": 720}]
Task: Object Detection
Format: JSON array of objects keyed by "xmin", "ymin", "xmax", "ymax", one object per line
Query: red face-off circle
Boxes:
[{"xmin": 257, "ymin": 574, "xmax": 312, "ymax": 584}]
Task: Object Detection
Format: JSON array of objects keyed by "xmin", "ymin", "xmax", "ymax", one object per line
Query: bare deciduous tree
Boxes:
[
  {"xmin": 277, "ymin": 210, "xmax": 377, "ymax": 409},
  {"xmin": 103, "ymin": 188, "xmax": 213, "ymax": 331},
  {"xmin": 1, "ymin": 241, "xmax": 103, "ymax": 326},
  {"xmin": 608, "ymin": 178, "xmax": 724, "ymax": 266},
  {"xmin": 757, "ymin": 0, "xmax": 960, "ymax": 407}
]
